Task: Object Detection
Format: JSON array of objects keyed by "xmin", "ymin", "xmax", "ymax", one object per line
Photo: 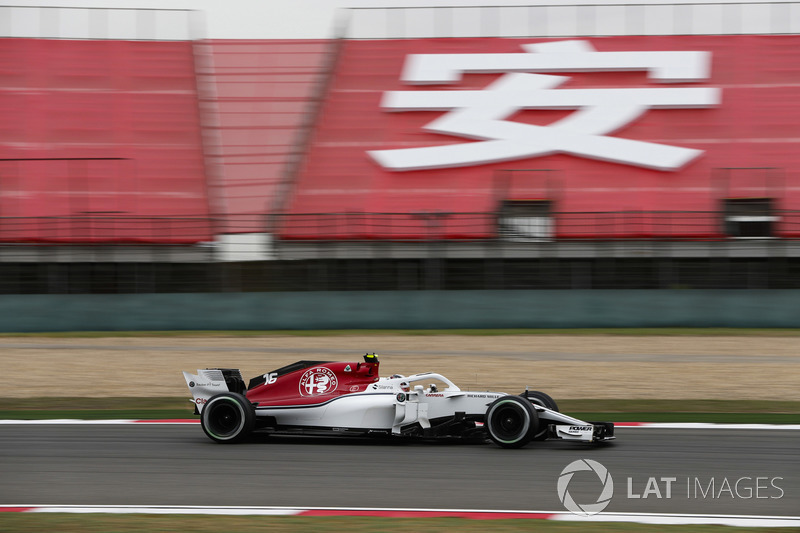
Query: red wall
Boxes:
[{"xmin": 283, "ymin": 35, "xmax": 800, "ymax": 239}]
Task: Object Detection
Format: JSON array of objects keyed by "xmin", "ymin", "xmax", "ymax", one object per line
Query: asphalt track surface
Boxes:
[{"xmin": 0, "ymin": 425, "xmax": 797, "ymax": 516}]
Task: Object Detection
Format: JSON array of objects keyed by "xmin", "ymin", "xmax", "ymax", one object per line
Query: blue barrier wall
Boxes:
[{"xmin": 2, "ymin": 290, "xmax": 798, "ymax": 332}]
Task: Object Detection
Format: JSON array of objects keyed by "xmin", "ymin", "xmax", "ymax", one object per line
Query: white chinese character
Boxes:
[{"xmin": 368, "ymin": 40, "xmax": 721, "ymax": 172}]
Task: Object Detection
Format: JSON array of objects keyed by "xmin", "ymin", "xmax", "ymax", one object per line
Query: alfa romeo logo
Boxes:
[
  {"xmin": 299, "ymin": 367, "xmax": 338, "ymax": 396},
  {"xmin": 557, "ymin": 459, "xmax": 614, "ymax": 516}
]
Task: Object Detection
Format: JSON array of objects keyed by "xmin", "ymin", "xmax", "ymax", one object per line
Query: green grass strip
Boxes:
[
  {"xmin": 569, "ymin": 413, "xmax": 798, "ymax": 424},
  {"xmin": 558, "ymin": 399, "xmax": 800, "ymax": 414}
]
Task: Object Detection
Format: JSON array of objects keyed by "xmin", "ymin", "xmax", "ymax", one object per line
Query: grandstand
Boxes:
[{"xmin": 2, "ymin": 2, "xmax": 800, "ymax": 295}]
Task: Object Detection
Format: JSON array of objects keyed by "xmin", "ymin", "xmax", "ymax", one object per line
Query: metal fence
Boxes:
[
  {"xmin": 2, "ymin": 209, "xmax": 800, "ymax": 247},
  {"xmin": 2, "ymin": 248, "xmax": 800, "ymax": 294}
]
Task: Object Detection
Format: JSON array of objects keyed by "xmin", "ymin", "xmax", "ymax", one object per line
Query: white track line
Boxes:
[
  {"xmin": 1, "ymin": 505, "xmax": 799, "ymax": 527},
  {"xmin": 0, "ymin": 419, "xmax": 199, "ymax": 425},
  {"xmin": 2, "ymin": 505, "xmax": 302, "ymax": 516},
  {"xmin": 617, "ymin": 423, "xmax": 800, "ymax": 430},
  {"xmin": 552, "ymin": 512, "xmax": 800, "ymax": 527}
]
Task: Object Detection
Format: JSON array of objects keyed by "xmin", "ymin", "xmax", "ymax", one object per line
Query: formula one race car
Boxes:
[{"xmin": 182, "ymin": 354, "xmax": 614, "ymax": 448}]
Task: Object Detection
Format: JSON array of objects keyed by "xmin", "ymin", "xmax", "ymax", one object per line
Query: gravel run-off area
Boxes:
[{"xmin": 2, "ymin": 335, "xmax": 799, "ymax": 401}]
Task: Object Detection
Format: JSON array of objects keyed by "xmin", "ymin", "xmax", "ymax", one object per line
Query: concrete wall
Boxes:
[{"xmin": 2, "ymin": 290, "xmax": 798, "ymax": 332}]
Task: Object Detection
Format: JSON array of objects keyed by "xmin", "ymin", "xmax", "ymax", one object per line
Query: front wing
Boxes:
[{"xmin": 536, "ymin": 406, "xmax": 615, "ymax": 442}]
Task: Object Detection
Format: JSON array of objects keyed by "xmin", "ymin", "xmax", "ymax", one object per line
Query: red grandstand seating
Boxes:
[
  {"xmin": 4, "ymin": 35, "xmax": 800, "ymax": 244},
  {"xmin": 0, "ymin": 38, "xmax": 211, "ymax": 243}
]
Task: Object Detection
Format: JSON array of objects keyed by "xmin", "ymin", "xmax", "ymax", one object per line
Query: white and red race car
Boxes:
[{"xmin": 182, "ymin": 354, "xmax": 614, "ymax": 448}]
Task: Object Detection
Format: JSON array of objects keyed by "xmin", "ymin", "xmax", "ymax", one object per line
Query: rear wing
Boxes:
[{"xmin": 182, "ymin": 368, "xmax": 243, "ymax": 414}]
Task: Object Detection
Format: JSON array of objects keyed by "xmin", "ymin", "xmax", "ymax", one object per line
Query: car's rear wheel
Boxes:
[
  {"xmin": 521, "ymin": 390, "xmax": 558, "ymax": 441},
  {"xmin": 485, "ymin": 396, "xmax": 538, "ymax": 449},
  {"xmin": 201, "ymin": 392, "xmax": 255, "ymax": 443}
]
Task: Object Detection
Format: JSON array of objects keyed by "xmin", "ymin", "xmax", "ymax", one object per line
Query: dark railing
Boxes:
[
  {"xmin": 272, "ymin": 210, "xmax": 799, "ymax": 241},
  {"xmin": 0, "ymin": 216, "xmax": 216, "ymax": 245}
]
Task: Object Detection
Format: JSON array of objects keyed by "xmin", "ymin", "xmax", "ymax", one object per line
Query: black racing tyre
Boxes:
[
  {"xmin": 520, "ymin": 390, "xmax": 558, "ymax": 441},
  {"xmin": 485, "ymin": 395, "xmax": 539, "ymax": 449},
  {"xmin": 200, "ymin": 392, "xmax": 255, "ymax": 444}
]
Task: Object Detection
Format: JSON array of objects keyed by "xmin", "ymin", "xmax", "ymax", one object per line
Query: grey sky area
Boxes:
[{"xmin": 2, "ymin": 0, "xmax": 795, "ymax": 39}]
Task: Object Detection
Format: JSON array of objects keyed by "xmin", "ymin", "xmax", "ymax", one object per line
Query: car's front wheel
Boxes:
[
  {"xmin": 200, "ymin": 392, "xmax": 255, "ymax": 443},
  {"xmin": 485, "ymin": 395, "xmax": 539, "ymax": 449}
]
